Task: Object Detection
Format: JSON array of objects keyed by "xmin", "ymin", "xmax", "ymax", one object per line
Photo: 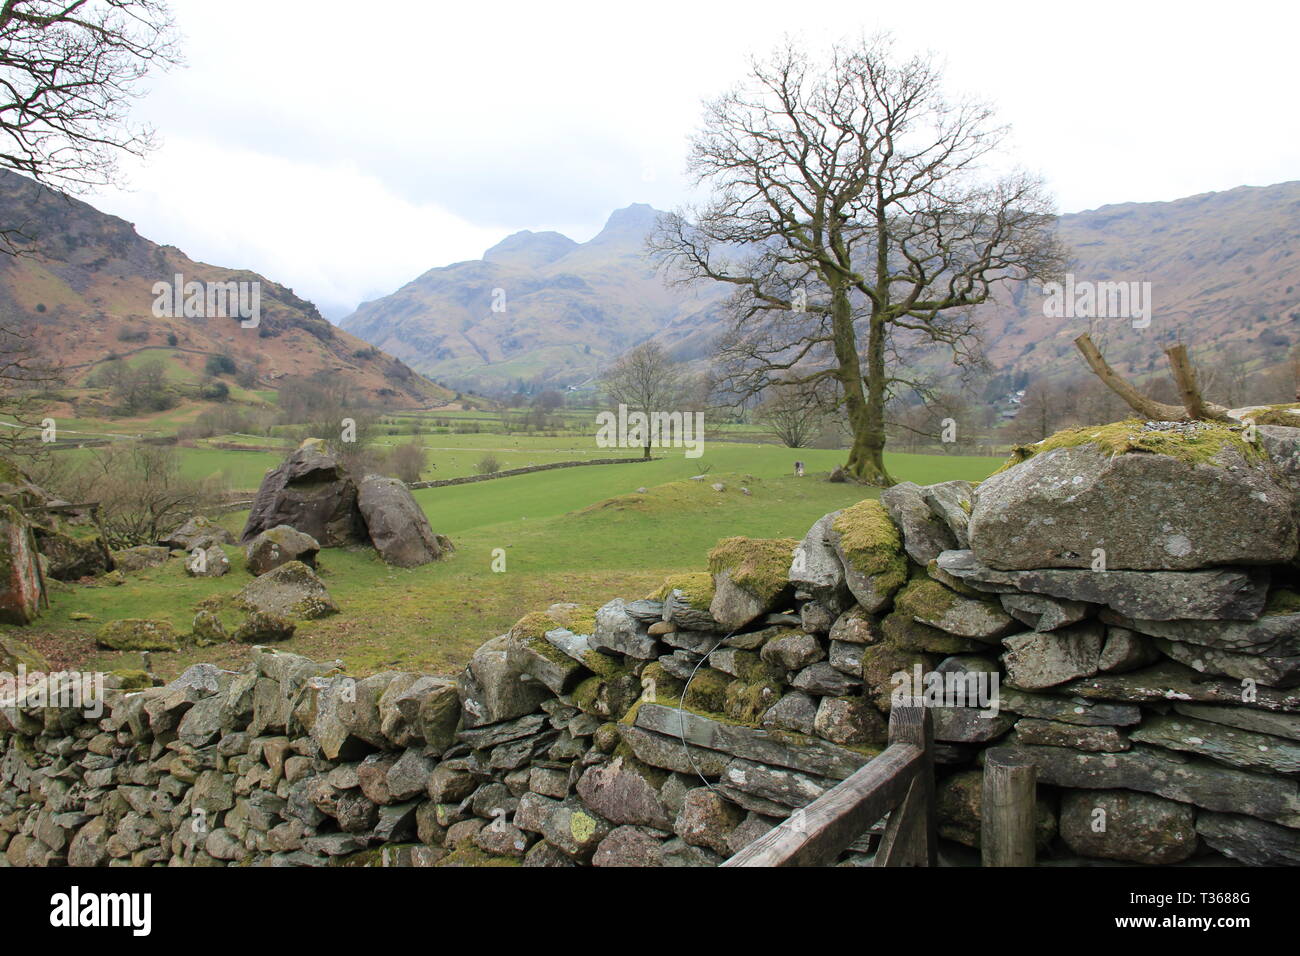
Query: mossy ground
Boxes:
[{"xmin": 997, "ymin": 419, "xmax": 1266, "ymax": 473}]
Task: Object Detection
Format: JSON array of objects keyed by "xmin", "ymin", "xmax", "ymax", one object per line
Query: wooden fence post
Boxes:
[
  {"xmin": 981, "ymin": 747, "xmax": 1037, "ymax": 867},
  {"xmin": 874, "ymin": 700, "xmax": 936, "ymax": 866}
]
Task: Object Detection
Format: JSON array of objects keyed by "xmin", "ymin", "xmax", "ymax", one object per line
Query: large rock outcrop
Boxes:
[
  {"xmin": 241, "ymin": 439, "xmax": 366, "ymax": 548},
  {"xmin": 356, "ymin": 475, "xmax": 449, "ymax": 568}
]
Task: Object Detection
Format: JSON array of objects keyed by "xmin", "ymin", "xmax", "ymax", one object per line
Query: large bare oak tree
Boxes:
[{"xmin": 652, "ymin": 35, "xmax": 1064, "ymax": 485}]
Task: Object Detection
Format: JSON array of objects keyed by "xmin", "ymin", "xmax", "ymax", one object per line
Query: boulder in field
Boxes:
[
  {"xmin": 235, "ymin": 560, "xmax": 338, "ymax": 620},
  {"xmin": 161, "ymin": 516, "xmax": 235, "ymax": 551},
  {"xmin": 969, "ymin": 420, "xmax": 1297, "ymax": 571},
  {"xmin": 35, "ymin": 527, "xmax": 112, "ymax": 581},
  {"xmin": 241, "ymin": 438, "xmax": 365, "ymax": 547},
  {"xmin": 96, "ymin": 619, "xmax": 180, "ymax": 651},
  {"xmin": 184, "ymin": 544, "xmax": 230, "ymax": 578},
  {"xmin": 356, "ymin": 474, "xmax": 449, "ymax": 567},
  {"xmin": 245, "ymin": 525, "xmax": 320, "ymax": 575},
  {"xmin": 111, "ymin": 545, "xmax": 171, "ymax": 572}
]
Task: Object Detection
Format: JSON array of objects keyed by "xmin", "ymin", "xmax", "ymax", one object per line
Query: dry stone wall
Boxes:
[{"xmin": 3, "ymin": 419, "xmax": 1300, "ymax": 867}]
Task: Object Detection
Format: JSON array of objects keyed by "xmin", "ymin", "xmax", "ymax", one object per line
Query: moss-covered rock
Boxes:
[
  {"xmin": 829, "ymin": 500, "xmax": 907, "ymax": 613},
  {"xmin": 96, "ymin": 619, "xmax": 180, "ymax": 651},
  {"xmin": 893, "ymin": 577, "xmax": 1014, "ymax": 641},
  {"xmin": 235, "ymin": 560, "xmax": 338, "ymax": 620},
  {"xmin": 707, "ymin": 537, "xmax": 797, "ymax": 629},
  {"xmin": 971, "ymin": 419, "xmax": 1297, "ymax": 571}
]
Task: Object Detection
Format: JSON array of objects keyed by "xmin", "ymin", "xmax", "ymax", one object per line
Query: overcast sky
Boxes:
[{"xmin": 85, "ymin": 0, "xmax": 1300, "ymax": 319}]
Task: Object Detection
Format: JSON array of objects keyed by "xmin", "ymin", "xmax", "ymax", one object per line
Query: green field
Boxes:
[{"xmin": 18, "ymin": 443, "xmax": 1003, "ymax": 681}]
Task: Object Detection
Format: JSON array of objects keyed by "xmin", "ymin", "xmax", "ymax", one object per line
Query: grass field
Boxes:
[{"xmin": 15, "ymin": 443, "xmax": 1003, "ymax": 682}]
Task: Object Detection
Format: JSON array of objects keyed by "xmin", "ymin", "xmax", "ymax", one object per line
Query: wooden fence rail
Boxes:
[{"xmin": 722, "ymin": 701, "xmax": 936, "ymax": 867}]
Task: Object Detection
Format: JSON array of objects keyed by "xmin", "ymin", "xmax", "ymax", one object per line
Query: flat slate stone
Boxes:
[
  {"xmin": 936, "ymin": 550, "xmax": 1269, "ymax": 621},
  {"xmin": 1129, "ymin": 713, "xmax": 1300, "ymax": 775},
  {"xmin": 721, "ymin": 758, "xmax": 834, "ymax": 808},
  {"xmin": 634, "ymin": 703, "xmax": 869, "ymax": 780},
  {"xmin": 1154, "ymin": 637, "xmax": 1300, "ymax": 688},
  {"xmin": 1060, "ymin": 661, "xmax": 1300, "ymax": 713},
  {"xmin": 1173, "ymin": 702, "xmax": 1300, "ymax": 742},
  {"xmin": 1108, "ymin": 610, "xmax": 1300, "ymax": 654},
  {"xmin": 1196, "ymin": 811, "xmax": 1300, "ymax": 866},
  {"xmin": 999, "ymin": 689, "xmax": 1142, "ymax": 727},
  {"xmin": 1003, "ymin": 738, "xmax": 1300, "ymax": 827}
]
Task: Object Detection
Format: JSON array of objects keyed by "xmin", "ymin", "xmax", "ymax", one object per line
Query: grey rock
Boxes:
[
  {"xmin": 881, "ymin": 481, "xmax": 957, "ymax": 565},
  {"xmin": 788, "ymin": 512, "xmax": 852, "ymax": 613},
  {"xmin": 589, "ymin": 599, "xmax": 658, "ymax": 660},
  {"xmin": 636, "ymin": 703, "xmax": 869, "ymax": 780},
  {"xmin": 967, "ymin": 438, "xmax": 1297, "ymax": 570},
  {"xmin": 760, "ymin": 631, "xmax": 824, "ymax": 672},
  {"xmin": 241, "ymin": 438, "xmax": 366, "ymax": 546},
  {"xmin": 1061, "ymin": 661, "xmax": 1300, "ymax": 712},
  {"xmin": 1059, "ymin": 789, "xmax": 1198, "ymax": 864},
  {"xmin": 592, "ymin": 825, "xmax": 668, "ymax": 866},
  {"xmin": 791, "ymin": 662, "xmax": 862, "ymax": 697},
  {"xmin": 356, "ymin": 474, "xmax": 448, "ymax": 567},
  {"xmin": 575, "ymin": 757, "xmax": 672, "ymax": 829},
  {"xmin": 1129, "ymin": 713, "xmax": 1300, "ymax": 775},
  {"xmin": 1172, "ymin": 702, "xmax": 1300, "ymax": 742},
  {"xmin": 760, "ymin": 691, "xmax": 818, "ymax": 736},
  {"xmin": 999, "ymin": 592, "xmax": 1090, "ymax": 632},
  {"xmin": 457, "ymin": 634, "xmax": 553, "ymax": 728},
  {"xmin": 245, "ymin": 525, "xmax": 319, "ymax": 575},
  {"xmin": 920, "ymin": 480, "xmax": 975, "ymax": 548},
  {"xmin": 937, "ymin": 549, "xmax": 1269, "ymax": 621},
  {"xmin": 1007, "ymin": 739, "xmax": 1300, "ymax": 827},
  {"xmin": 1097, "ymin": 626, "xmax": 1160, "ymax": 673},
  {"xmin": 1013, "ymin": 718, "xmax": 1128, "ymax": 752},
  {"xmin": 236, "ymin": 560, "xmax": 339, "ymax": 620},
  {"xmin": 1155, "ymin": 636, "xmax": 1300, "ymax": 687},
  {"xmin": 1002, "ymin": 621, "xmax": 1104, "ymax": 690},
  {"xmin": 1196, "ymin": 811, "xmax": 1300, "ymax": 866}
]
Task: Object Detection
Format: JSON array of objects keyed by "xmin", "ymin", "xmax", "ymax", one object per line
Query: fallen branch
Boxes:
[{"xmin": 1073, "ymin": 334, "xmax": 1186, "ymax": 420}]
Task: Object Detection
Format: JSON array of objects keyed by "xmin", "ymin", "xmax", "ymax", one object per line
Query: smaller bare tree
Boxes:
[
  {"xmin": 600, "ymin": 342, "xmax": 684, "ymax": 459},
  {"xmin": 755, "ymin": 379, "xmax": 829, "ymax": 448}
]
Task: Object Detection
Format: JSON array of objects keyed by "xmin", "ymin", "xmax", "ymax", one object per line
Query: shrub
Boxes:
[{"xmin": 475, "ymin": 453, "xmax": 502, "ymax": 475}]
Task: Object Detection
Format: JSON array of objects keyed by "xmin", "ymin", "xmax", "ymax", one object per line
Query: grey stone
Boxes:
[
  {"xmin": 791, "ymin": 662, "xmax": 862, "ymax": 697},
  {"xmin": 1013, "ymin": 718, "xmax": 1128, "ymax": 752},
  {"xmin": 1002, "ymin": 621, "xmax": 1104, "ymax": 690},
  {"xmin": 937, "ymin": 549, "xmax": 1269, "ymax": 621},
  {"xmin": 881, "ymin": 481, "xmax": 958, "ymax": 565},
  {"xmin": 1059, "ymin": 789, "xmax": 1197, "ymax": 864},
  {"xmin": 967, "ymin": 438, "xmax": 1297, "ymax": 570},
  {"xmin": 999, "ymin": 593, "xmax": 1090, "ymax": 632},
  {"xmin": 356, "ymin": 474, "xmax": 448, "ymax": 567},
  {"xmin": 1007, "ymin": 739, "xmax": 1300, "ymax": 827},
  {"xmin": 760, "ymin": 691, "xmax": 818, "ymax": 736},
  {"xmin": 245, "ymin": 525, "xmax": 319, "ymax": 575},
  {"xmin": 1172, "ymin": 702, "xmax": 1300, "ymax": 741},
  {"xmin": 1196, "ymin": 811, "xmax": 1300, "ymax": 866},
  {"xmin": 1129, "ymin": 713, "xmax": 1300, "ymax": 775},
  {"xmin": 589, "ymin": 599, "xmax": 658, "ymax": 660}
]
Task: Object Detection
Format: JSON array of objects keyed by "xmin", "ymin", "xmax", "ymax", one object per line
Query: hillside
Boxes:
[
  {"xmin": 0, "ymin": 170, "xmax": 454, "ymax": 407},
  {"xmin": 341, "ymin": 203, "xmax": 728, "ymax": 392},
  {"xmin": 342, "ymin": 183, "xmax": 1300, "ymax": 392}
]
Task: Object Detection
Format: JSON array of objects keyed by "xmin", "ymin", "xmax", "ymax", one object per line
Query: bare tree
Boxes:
[
  {"xmin": 0, "ymin": 1, "xmax": 178, "ymax": 204},
  {"xmin": 651, "ymin": 35, "xmax": 1065, "ymax": 485},
  {"xmin": 600, "ymin": 341, "xmax": 683, "ymax": 459},
  {"xmin": 755, "ymin": 378, "xmax": 829, "ymax": 448}
]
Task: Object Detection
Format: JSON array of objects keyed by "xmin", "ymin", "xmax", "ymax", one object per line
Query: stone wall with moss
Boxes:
[{"xmin": 3, "ymin": 418, "xmax": 1300, "ymax": 867}]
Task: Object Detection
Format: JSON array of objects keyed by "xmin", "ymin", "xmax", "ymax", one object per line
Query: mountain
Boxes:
[
  {"xmin": 0, "ymin": 170, "xmax": 452, "ymax": 406},
  {"xmin": 970, "ymin": 181, "xmax": 1300, "ymax": 385},
  {"xmin": 343, "ymin": 184, "xmax": 1300, "ymax": 395},
  {"xmin": 341, "ymin": 203, "xmax": 728, "ymax": 392}
]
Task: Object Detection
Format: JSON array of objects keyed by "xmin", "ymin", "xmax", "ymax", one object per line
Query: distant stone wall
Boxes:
[
  {"xmin": 408, "ymin": 456, "xmax": 651, "ymax": 490},
  {"xmin": 3, "ymin": 418, "xmax": 1299, "ymax": 867}
]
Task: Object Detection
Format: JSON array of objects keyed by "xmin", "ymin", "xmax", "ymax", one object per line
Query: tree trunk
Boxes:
[{"xmin": 835, "ymin": 290, "xmax": 893, "ymax": 486}]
